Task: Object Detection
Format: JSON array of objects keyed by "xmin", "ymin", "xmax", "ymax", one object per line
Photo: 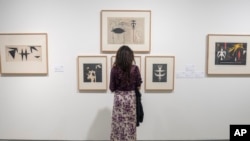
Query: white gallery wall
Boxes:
[{"xmin": 0, "ymin": 0, "xmax": 250, "ymax": 140}]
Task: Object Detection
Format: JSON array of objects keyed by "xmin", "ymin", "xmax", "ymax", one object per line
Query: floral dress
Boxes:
[{"xmin": 109, "ymin": 65, "xmax": 142, "ymax": 141}]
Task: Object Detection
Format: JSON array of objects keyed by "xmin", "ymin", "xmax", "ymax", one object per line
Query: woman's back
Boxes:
[{"xmin": 109, "ymin": 65, "xmax": 142, "ymax": 92}]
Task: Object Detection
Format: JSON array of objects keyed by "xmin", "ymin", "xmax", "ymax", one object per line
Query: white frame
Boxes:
[
  {"xmin": 101, "ymin": 10, "xmax": 151, "ymax": 53},
  {"xmin": 207, "ymin": 34, "xmax": 250, "ymax": 75},
  {"xmin": 145, "ymin": 56, "xmax": 175, "ymax": 91},
  {"xmin": 0, "ymin": 33, "xmax": 48, "ymax": 75},
  {"xmin": 78, "ymin": 56, "xmax": 107, "ymax": 91}
]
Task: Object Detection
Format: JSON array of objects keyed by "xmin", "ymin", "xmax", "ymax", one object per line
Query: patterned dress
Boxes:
[{"xmin": 109, "ymin": 65, "xmax": 142, "ymax": 141}]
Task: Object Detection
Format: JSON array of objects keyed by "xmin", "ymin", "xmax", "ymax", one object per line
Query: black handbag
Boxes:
[{"xmin": 135, "ymin": 88, "xmax": 144, "ymax": 127}]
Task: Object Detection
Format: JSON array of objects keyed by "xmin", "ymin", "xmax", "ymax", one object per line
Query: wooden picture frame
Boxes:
[
  {"xmin": 0, "ymin": 33, "xmax": 48, "ymax": 75},
  {"xmin": 207, "ymin": 34, "xmax": 250, "ymax": 75},
  {"xmin": 101, "ymin": 10, "xmax": 151, "ymax": 53},
  {"xmin": 145, "ymin": 56, "xmax": 175, "ymax": 91},
  {"xmin": 77, "ymin": 56, "xmax": 107, "ymax": 91},
  {"xmin": 111, "ymin": 55, "xmax": 141, "ymax": 70}
]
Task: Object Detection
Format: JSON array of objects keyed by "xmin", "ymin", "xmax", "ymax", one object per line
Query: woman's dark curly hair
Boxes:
[{"xmin": 114, "ymin": 45, "xmax": 135, "ymax": 82}]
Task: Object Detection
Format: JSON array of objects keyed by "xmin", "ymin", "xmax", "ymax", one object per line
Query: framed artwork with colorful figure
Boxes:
[{"xmin": 207, "ymin": 34, "xmax": 250, "ymax": 75}]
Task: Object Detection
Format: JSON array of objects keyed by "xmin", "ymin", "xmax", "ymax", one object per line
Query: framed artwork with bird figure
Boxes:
[{"xmin": 207, "ymin": 34, "xmax": 250, "ymax": 75}]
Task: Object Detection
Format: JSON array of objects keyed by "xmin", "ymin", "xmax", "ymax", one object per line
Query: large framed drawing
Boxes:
[
  {"xmin": 145, "ymin": 56, "xmax": 175, "ymax": 91},
  {"xmin": 0, "ymin": 33, "xmax": 48, "ymax": 75},
  {"xmin": 101, "ymin": 10, "xmax": 151, "ymax": 53},
  {"xmin": 207, "ymin": 34, "xmax": 250, "ymax": 75},
  {"xmin": 111, "ymin": 55, "xmax": 141, "ymax": 70},
  {"xmin": 78, "ymin": 56, "xmax": 107, "ymax": 91}
]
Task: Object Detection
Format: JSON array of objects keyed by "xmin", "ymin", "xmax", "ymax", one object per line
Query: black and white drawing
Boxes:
[
  {"xmin": 145, "ymin": 56, "xmax": 175, "ymax": 91},
  {"xmin": 101, "ymin": 10, "xmax": 151, "ymax": 52},
  {"xmin": 108, "ymin": 18, "xmax": 145, "ymax": 44},
  {"xmin": 77, "ymin": 56, "xmax": 107, "ymax": 91},
  {"xmin": 6, "ymin": 45, "xmax": 42, "ymax": 62},
  {"xmin": 153, "ymin": 64, "xmax": 167, "ymax": 82},
  {"xmin": 83, "ymin": 64, "xmax": 102, "ymax": 83}
]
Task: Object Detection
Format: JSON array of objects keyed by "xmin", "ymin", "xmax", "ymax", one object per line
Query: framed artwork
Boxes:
[
  {"xmin": 101, "ymin": 10, "xmax": 151, "ymax": 53},
  {"xmin": 111, "ymin": 55, "xmax": 141, "ymax": 70},
  {"xmin": 145, "ymin": 56, "xmax": 175, "ymax": 91},
  {"xmin": 207, "ymin": 34, "xmax": 250, "ymax": 75},
  {"xmin": 0, "ymin": 33, "xmax": 48, "ymax": 75},
  {"xmin": 78, "ymin": 56, "xmax": 107, "ymax": 91}
]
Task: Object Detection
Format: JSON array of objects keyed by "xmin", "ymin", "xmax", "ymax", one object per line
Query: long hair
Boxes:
[{"xmin": 114, "ymin": 45, "xmax": 135, "ymax": 82}]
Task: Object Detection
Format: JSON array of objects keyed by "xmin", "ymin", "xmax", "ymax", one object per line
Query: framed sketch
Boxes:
[
  {"xmin": 207, "ymin": 34, "xmax": 250, "ymax": 75},
  {"xmin": 78, "ymin": 56, "xmax": 107, "ymax": 91},
  {"xmin": 0, "ymin": 33, "xmax": 48, "ymax": 75},
  {"xmin": 101, "ymin": 10, "xmax": 151, "ymax": 53},
  {"xmin": 145, "ymin": 56, "xmax": 175, "ymax": 91},
  {"xmin": 111, "ymin": 55, "xmax": 141, "ymax": 70}
]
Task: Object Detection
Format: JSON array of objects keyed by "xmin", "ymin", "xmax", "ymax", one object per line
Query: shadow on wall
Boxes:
[{"xmin": 86, "ymin": 107, "xmax": 112, "ymax": 140}]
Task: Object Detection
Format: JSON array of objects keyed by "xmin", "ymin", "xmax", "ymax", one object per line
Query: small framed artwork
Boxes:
[
  {"xmin": 145, "ymin": 56, "xmax": 175, "ymax": 91},
  {"xmin": 111, "ymin": 55, "xmax": 141, "ymax": 70},
  {"xmin": 101, "ymin": 10, "xmax": 151, "ymax": 53},
  {"xmin": 207, "ymin": 34, "xmax": 250, "ymax": 75},
  {"xmin": 0, "ymin": 33, "xmax": 48, "ymax": 75},
  {"xmin": 77, "ymin": 56, "xmax": 107, "ymax": 91}
]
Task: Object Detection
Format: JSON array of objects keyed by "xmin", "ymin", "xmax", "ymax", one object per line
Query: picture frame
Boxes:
[
  {"xmin": 101, "ymin": 10, "xmax": 151, "ymax": 53},
  {"xmin": 0, "ymin": 33, "xmax": 48, "ymax": 75},
  {"xmin": 111, "ymin": 55, "xmax": 141, "ymax": 70},
  {"xmin": 145, "ymin": 56, "xmax": 175, "ymax": 91},
  {"xmin": 77, "ymin": 56, "xmax": 107, "ymax": 91},
  {"xmin": 207, "ymin": 34, "xmax": 250, "ymax": 75}
]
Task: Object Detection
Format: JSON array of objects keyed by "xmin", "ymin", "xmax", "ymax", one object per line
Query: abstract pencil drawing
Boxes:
[
  {"xmin": 215, "ymin": 42, "xmax": 247, "ymax": 65},
  {"xmin": 83, "ymin": 63, "xmax": 102, "ymax": 83},
  {"xmin": 6, "ymin": 45, "xmax": 42, "ymax": 62},
  {"xmin": 107, "ymin": 17, "xmax": 145, "ymax": 44},
  {"xmin": 153, "ymin": 64, "xmax": 167, "ymax": 82}
]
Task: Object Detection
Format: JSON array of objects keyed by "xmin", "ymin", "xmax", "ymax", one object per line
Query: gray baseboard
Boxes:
[{"xmin": 0, "ymin": 140, "xmax": 230, "ymax": 141}]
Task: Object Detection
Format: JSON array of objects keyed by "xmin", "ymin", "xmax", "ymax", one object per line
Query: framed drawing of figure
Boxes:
[
  {"xmin": 207, "ymin": 34, "xmax": 250, "ymax": 75},
  {"xmin": 0, "ymin": 33, "xmax": 48, "ymax": 75},
  {"xmin": 145, "ymin": 56, "xmax": 175, "ymax": 91},
  {"xmin": 101, "ymin": 10, "xmax": 151, "ymax": 53},
  {"xmin": 77, "ymin": 56, "xmax": 107, "ymax": 91}
]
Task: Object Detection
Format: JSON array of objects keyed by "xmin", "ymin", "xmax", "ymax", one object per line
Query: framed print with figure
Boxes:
[
  {"xmin": 145, "ymin": 56, "xmax": 175, "ymax": 91},
  {"xmin": 111, "ymin": 55, "xmax": 141, "ymax": 70},
  {"xmin": 0, "ymin": 33, "xmax": 48, "ymax": 75},
  {"xmin": 101, "ymin": 10, "xmax": 151, "ymax": 53},
  {"xmin": 207, "ymin": 34, "xmax": 250, "ymax": 75},
  {"xmin": 78, "ymin": 56, "xmax": 107, "ymax": 91}
]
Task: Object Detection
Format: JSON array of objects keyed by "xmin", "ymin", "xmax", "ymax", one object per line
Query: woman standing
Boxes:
[{"xmin": 109, "ymin": 45, "xmax": 142, "ymax": 141}]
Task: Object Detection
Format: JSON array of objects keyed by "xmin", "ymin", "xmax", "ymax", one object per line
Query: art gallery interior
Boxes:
[{"xmin": 0, "ymin": 0, "xmax": 250, "ymax": 140}]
